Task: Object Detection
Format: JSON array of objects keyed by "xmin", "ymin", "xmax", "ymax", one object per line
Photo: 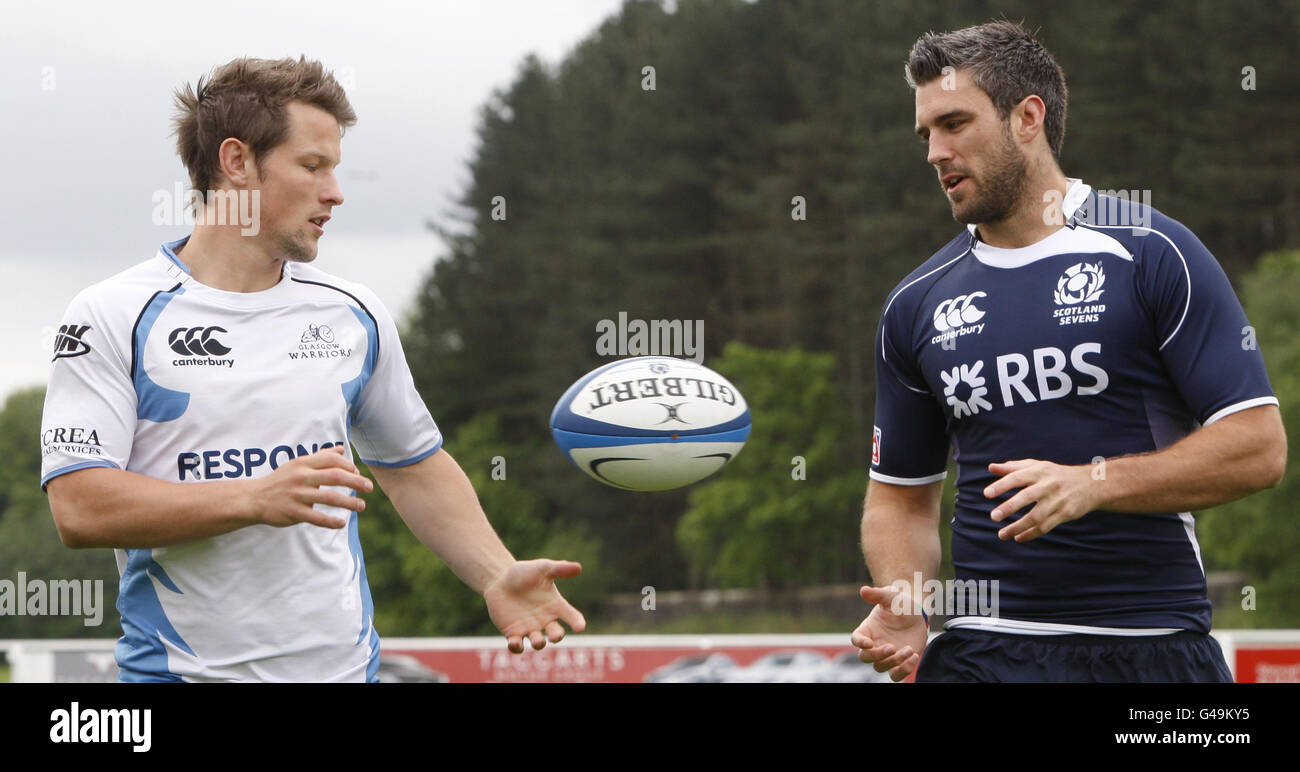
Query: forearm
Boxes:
[
  {"xmin": 1094, "ymin": 406, "xmax": 1286, "ymax": 514},
  {"xmin": 861, "ymin": 480, "xmax": 942, "ymax": 601},
  {"xmin": 375, "ymin": 450, "xmax": 515, "ymax": 593},
  {"xmin": 47, "ymin": 468, "xmax": 257, "ymax": 549}
]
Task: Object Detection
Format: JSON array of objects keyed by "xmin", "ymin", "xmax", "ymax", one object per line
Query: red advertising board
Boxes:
[
  {"xmin": 1234, "ymin": 647, "xmax": 1300, "ymax": 683},
  {"xmin": 384, "ymin": 635, "xmax": 891, "ymax": 683}
]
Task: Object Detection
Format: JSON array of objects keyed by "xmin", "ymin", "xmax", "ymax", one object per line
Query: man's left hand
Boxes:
[
  {"xmin": 984, "ymin": 459, "xmax": 1102, "ymax": 542},
  {"xmin": 483, "ymin": 559, "xmax": 587, "ymax": 653}
]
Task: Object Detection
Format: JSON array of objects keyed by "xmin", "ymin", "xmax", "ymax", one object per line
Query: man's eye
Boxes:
[
  {"xmin": 304, "ymin": 165, "xmax": 318, "ymax": 172},
  {"xmin": 947, "ymin": 121, "xmax": 962, "ymax": 131}
]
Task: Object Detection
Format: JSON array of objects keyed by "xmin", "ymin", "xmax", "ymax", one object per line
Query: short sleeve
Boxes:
[
  {"xmin": 869, "ymin": 301, "xmax": 950, "ymax": 484},
  {"xmin": 1139, "ymin": 218, "xmax": 1277, "ymax": 425},
  {"xmin": 347, "ymin": 292, "xmax": 443, "ymax": 467},
  {"xmin": 40, "ymin": 291, "xmax": 135, "ymax": 489}
]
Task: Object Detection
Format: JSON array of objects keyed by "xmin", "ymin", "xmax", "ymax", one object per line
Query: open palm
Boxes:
[{"xmin": 483, "ymin": 559, "xmax": 587, "ymax": 653}]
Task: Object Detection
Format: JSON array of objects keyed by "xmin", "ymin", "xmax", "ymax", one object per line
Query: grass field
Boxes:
[{"xmin": 0, "ymin": 665, "xmax": 9, "ymax": 683}]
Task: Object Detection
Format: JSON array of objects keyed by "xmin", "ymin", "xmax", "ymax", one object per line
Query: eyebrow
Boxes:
[
  {"xmin": 914, "ymin": 110, "xmax": 974, "ymax": 137},
  {"xmin": 298, "ymin": 151, "xmax": 340, "ymax": 165}
]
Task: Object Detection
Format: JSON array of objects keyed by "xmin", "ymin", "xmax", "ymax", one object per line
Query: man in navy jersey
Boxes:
[{"xmin": 850, "ymin": 22, "xmax": 1287, "ymax": 682}]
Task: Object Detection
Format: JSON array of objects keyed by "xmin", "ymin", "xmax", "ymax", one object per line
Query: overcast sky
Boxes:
[{"xmin": 0, "ymin": 0, "xmax": 626, "ymax": 401}]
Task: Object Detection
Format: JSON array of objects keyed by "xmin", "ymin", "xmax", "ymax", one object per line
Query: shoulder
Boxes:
[
  {"xmin": 284, "ymin": 263, "xmax": 394, "ymax": 324},
  {"xmin": 1074, "ymin": 190, "xmax": 1210, "ymax": 267},
  {"xmin": 66, "ymin": 258, "xmax": 182, "ymax": 333},
  {"xmin": 880, "ymin": 230, "xmax": 973, "ymax": 326}
]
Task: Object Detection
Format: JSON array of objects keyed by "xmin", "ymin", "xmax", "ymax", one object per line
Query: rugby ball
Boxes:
[{"xmin": 550, "ymin": 357, "xmax": 751, "ymax": 491}]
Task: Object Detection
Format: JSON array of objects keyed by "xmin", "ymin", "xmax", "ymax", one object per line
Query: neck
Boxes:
[
  {"xmin": 177, "ymin": 221, "xmax": 285, "ymax": 293},
  {"xmin": 973, "ymin": 164, "xmax": 1071, "ymax": 249}
]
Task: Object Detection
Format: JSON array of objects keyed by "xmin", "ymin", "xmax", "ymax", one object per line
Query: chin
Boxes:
[{"xmin": 277, "ymin": 234, "xmax": 318, "ymax": 263}]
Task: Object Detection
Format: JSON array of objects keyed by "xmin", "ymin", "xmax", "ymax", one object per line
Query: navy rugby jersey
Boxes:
[{"xmin": 869, "ymin": 180, "xmax": 1277, "ymax": 634}]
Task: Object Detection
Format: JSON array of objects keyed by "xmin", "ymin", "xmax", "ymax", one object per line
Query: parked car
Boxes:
[
  {"xmin": 645, "ymin": 652, "xmax": 739, "ymax": 683},
  {"xmin": 813, "ymin": 650, "xmax": 895, "ymax": 683},
  {"xmin": 375, "ymin": 654, "xmax": 449, "ymax": 683},
  {"xmin": 723, "ymin": 650, "xmax": 830, "ymax": 683}
]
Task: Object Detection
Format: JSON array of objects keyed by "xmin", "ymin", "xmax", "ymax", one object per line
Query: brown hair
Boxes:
[
  {"xmin": 905, "ymin": 21, "xmax": 1068, "ymax": 161},
  {"xmin": 172, "ymin": 56, "xmax": 356, "ymax": 202}
]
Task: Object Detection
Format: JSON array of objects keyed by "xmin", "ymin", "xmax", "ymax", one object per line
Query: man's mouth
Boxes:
[
  {"xmin": 309, "ymin": 215, "xmax": 330, "ymax": 234},
  {"xmin": 942, "ymin": 173, "xmax": 968, "ymax": 193}
]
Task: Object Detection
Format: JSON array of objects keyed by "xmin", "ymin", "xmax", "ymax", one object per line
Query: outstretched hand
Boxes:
[
  {"xmin": 850, "ymin": 584, "xmax": 929, "ymax": 682},
  {"xmin": 483, "ymin": 559, "xmax": 587, "ymax": 653}
]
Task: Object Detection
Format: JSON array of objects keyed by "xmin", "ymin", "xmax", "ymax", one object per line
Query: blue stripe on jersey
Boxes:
[
  {"xmin": 40, "ymin": 459, "xmax": 121, "ymax": 491},
  {"xmin": 345, "ymin": 509, "xmax": 381, "ymax": 677},
  {"xmin": 290, "ymin": 277, "xmax": 380, "ymax": 361},
  {"xmin": 360, "ymin": 438, "xmax": 443, "ymax": 469},
  {"xmin": 133, "ymin": 285, "xmax": 191, "ymax": 422},
  {"xmin": 116, "ymin": 548, "xmax": 196, "ymax": 680},
  {"xmin": 341, "ymin": 305, "xmax": 379, "ymax": 423},
  {"xmin": 160, "ymin": 236, "xmax": 193, "ymax": 274}
]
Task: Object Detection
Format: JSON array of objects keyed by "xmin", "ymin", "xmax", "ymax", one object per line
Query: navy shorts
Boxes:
[{"xmin": 915, "ymin": 628, "xmax": 1233, "ymax": 683}]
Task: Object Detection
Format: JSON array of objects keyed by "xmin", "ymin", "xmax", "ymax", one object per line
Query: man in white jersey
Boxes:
[{"xmin": 40, "ymin": 56, "xmax": 585, "ymax": 682}]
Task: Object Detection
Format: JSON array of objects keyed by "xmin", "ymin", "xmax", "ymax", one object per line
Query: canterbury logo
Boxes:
[
  {"xmin": 933, "ymin": 291, "xmax": 987, "ymax": 332},
  {"xmin": 169, "ymin": 326, "xmax": 231, "ymax": 356},
  {"xmin": 52, "ymin": 324, "xmax": 92, "ymax": 360}
]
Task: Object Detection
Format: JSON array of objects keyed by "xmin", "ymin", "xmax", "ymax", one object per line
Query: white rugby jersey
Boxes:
[{"xmin": 40, "ymin": 236, "xmax": 442, "ymax": 682}]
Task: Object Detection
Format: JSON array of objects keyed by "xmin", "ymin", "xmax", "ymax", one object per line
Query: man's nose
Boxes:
[
  {"xmin": 323, "ymin": 171, "xmax": 344, "ymax": 207},
  {"xmin": 927, "ymin": 136, "xmax": 953, "ymax": 167}
]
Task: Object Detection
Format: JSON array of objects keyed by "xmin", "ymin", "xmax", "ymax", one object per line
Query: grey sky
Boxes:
[{"xmin": 0, "ymin": 0, "xmax": 625, "ymax": 400}]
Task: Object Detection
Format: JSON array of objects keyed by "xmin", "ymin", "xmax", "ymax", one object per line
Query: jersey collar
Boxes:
[{"xmin": 965, "ymin": 179, "xmax": 1099, "ymax": 269}]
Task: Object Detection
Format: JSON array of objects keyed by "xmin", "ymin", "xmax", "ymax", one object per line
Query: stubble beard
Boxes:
[
  {"xmin": 276, "ymin": 227, "xmax": 316, "ymax": 264},
  {"xmin": 951, "ymin": 125, "xmax": 1030, "ymax": 226}
]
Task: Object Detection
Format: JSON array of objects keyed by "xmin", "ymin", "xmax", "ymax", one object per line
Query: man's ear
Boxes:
[
  {"xmin": 1012, "ymin": 94, "xmax": 1048, "ymax": 147},
  {"xmin": 216, "ymin": 137, "xmax": 256, "ymax": 188}
]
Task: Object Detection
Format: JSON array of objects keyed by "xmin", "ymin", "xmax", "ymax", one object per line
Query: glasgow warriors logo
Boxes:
[
  {"xmin": 301, "ymin": 323, "xmax": 335, "ymax": 343},
  {"xmin": 290, "ymin": 322, "xmax": 352, "ymax": 360}
]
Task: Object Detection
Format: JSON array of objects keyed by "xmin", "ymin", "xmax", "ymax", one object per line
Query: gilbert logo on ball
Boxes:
[{"xmin": 550, "ymin": 356, "xmax": 751, "ymax": 491}]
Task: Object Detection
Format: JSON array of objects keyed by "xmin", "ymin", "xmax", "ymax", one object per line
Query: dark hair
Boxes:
[
  {"xmin": 172, "ymin": 56, "xmax": 356, "ymax": 202},
  {"xmin": 905, "ymin": 21, "xmax": 1068, "ymax": 160}
]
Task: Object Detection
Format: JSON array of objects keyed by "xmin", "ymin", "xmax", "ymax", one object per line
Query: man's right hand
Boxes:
[
  {"xmin": 850, "ymin": 584, "xmax": 929, "ymax": 682},
  {"xmin": 246, "ymin": 446, "xmax": 374, "ymax": 529}
]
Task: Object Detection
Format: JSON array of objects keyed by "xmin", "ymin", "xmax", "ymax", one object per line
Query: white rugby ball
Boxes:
[{"xmin": 550, "ymin": 356, "xmax": 751, "ymax": 491}]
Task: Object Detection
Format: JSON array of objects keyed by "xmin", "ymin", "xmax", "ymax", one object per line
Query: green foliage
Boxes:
[
  {"xmin": 4, "ymin": 1, "xmax": 1299, "ymax": 641},
  {"xmin": 0, "ymin": 388, "xmax": 120, "ymax": 638},
  {"xmin": 361, "ymin": 413, "xmax": 604, "ymax": 636},
  {"xmin": 401, "ymin": 0, "xmax": 1300, "ymax": 598},
  {"xmin": 676, "ymin": 343, "xmax": 865, "ymax": 588},
  {"xmin": 1198, "ymin": 250, "xmax": 1300, "ymax": 626}
]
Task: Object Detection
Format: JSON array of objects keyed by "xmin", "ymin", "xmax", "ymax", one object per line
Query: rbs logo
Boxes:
[{"xmin": 941, "ymin": 342, "xmax": 1108, "ymax": 419}]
